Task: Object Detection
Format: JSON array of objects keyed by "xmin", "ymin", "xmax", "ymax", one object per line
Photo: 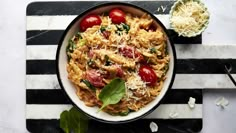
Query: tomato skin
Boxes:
[
  {"xmin": 138, "ymin": 65, "xmax": 158, "ymax": 86},
  {"xmin": 80, "ymin": 14, "xmax": 102, "ymax": 31},
  {"xmin": 109, "ymin": 8, "xmax": 126, "ymax": 24}
]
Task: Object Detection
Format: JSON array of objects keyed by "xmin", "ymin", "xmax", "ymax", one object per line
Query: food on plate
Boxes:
[
  {"xmin": 170, "ymin": 0, "xmax": 209, "ymax": 37},
  {"xmin": 66, "ymin": 8, "xmax": 170, "ymax": 115}
]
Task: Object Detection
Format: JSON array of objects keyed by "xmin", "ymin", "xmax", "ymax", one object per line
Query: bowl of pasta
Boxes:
[{"xmin": 56, "ymin": 2, "xmax": 176, "ymax": 123}]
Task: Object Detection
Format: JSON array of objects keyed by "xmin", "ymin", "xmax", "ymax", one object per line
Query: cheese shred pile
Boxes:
[{"xmin": 170, "ymin": 0, "xmax": 209, "ymax": 37}]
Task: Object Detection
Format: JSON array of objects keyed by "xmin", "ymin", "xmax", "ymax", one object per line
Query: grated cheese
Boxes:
[
  {"xmin": 125, "ymin": 72, "xmax": 147, "ymax": 100},
  {"xmin": 170, "ymin": 0, "xmax": 209, "ymax": 37}
]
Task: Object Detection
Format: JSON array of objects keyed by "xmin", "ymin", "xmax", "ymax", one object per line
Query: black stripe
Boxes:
[
  {"xmin": 27, "ymin": 30, "xmax": 63, "ymax": 45},
  {"xmin": 26, "ymin": 119, "xmax": 202, "ymax": 133},
  {"xmin": 26, "ymin": 59, "xmax": 236, "ymax": 74},
  {"xmin": 26, "ymin": 89, "xmax": 202, "ymax": 104},
  {"xmin": 27, "ymin": 1, "xmax": 175, "ymax": 16},
  {"xmin": 26, "ymin": 60, "xmax": 56, "ymax": 74},
  {"xmin": 26, "ymin": 30, "xmax": 201, "ymax": 45}
]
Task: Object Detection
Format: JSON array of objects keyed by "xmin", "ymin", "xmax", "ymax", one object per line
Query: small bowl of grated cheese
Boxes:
[{"xmin": 169, "ymin": 0, "xmax": 210, "ymax": 37}]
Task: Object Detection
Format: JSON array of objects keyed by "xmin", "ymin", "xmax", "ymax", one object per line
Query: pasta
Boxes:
[{"xmin": 66, "ymin": 10, "xmax": 170, "ymax": 115}]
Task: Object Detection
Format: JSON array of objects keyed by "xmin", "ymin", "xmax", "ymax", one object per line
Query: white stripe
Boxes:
[
  {"xmin": 27, "ymin": 16, "xmax": 76, "ymax": 30},
  {"xmin": 26, "ymin": 75, "xmax": 60, "ymax": 89},
  {"xmin": 26, "ymin": 104, "xmax": 202, "ymax": 119},
  {"xmin": 26, "ymin": 74, "xmax": 236, "ymax": 90},
  {"xmin": 26, "ymin": 45, "xmax": 236, "ymax": 60},
  {"xmin": 27, "ymin": 15, "xmax": 170, "ymax": 30},
  {"xmin": 173, "ymin": 74, "xmax": 236, "ymax": 89},
  {"xmin": 176, "ymin": 45, "xmax": 236, "ymax": 59},
  {"xmin": 27, "ymin": 45, "xmax": 57, "ymax": 60}
]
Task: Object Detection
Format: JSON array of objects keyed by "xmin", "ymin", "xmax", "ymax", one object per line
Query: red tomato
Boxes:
[
  {"xmin": 138, "ymin": 65, "xmax": 158, "ymax": 86},
  {"xmin": 109, "ymin": 8, "xmax": 126, "ymax": 24},
  {"xmin": 80, "ymin": 14, "xmax": 102, "ymax": 31},
  {"xmin": 119, "ymin": 46, "xmax": 144, "ymax": 61}
]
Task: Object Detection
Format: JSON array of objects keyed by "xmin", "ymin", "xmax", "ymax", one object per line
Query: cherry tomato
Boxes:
[
  {"xmin": 119, "ymin": 46, "xmax": 144, "ymax": 61},
  {"xmin": 109, "ymin": 8, "xmax": 126, "ymax": 24},
  {"xmin": 138, "ymin": 65, "xmax": 158, "ymax": 86},
  {"xmin": 80, "ymin": 14, "xmax": 102, "ymax": 31}
]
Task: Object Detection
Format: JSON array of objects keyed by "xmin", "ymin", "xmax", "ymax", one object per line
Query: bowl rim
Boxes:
[{"xmin": 56, "ymin": 2, "xmax": 177, "ymax": 124}]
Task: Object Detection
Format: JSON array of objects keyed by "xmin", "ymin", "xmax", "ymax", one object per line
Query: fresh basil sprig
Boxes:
[
  {"xmin": 98, "ymin": 78, "xmax": 126, "ymax": 111},
  {"xmin": 60, "ymin": 107, "xmax": 88, "ymax": 133},
  {"xmin": 81, "ymin": 79, "xmax": 95, "ymax": 91}
]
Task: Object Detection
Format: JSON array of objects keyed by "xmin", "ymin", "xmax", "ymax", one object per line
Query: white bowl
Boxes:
[{"xmin": 56, "ymin": 2, "xmax": 176, "ymax": 123}]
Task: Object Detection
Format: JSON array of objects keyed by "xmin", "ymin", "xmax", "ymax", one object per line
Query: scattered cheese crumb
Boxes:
[
  {"xmin": 188, "ymin": 97, "xmax": 196, "ymax": 109},
  {"xmin": 150, "ymin": 121, "xmax": 158, "ymax": 132},
  {"xmin": 215, "ymin": 97, "xmax": 229, "ymax": 109},
  {"xmin": 169, "ymin": 112, "xmax": 179, "ymax": 119}
]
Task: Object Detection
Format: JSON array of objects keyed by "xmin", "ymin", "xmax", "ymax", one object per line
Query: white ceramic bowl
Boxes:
[{"xmin": 56, "ymin": 2, "xmax": 176, "ymax": 123}]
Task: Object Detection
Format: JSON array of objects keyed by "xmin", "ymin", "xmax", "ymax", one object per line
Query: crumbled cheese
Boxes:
[
  {"xmin": 188, "ymin": 97, "xmax": 196, "ymax": 109},
  {"xmin": 125, "ymin": 72, "xmax": 147, "ymax": 90},
  {"xmin": 170, "ymin": 0, "xmax": 209, "ymax": 36},
  {"xmin": 215, "ymin": 97, "xmax": 229, "ymax": 109},
  {"xmin": 150, "ymin": 122, "xmax": 158, "ymax": 132},
  {"xmin": 125, "ymin": 72, "xmax": 147, "ymax": 101},
  {"xmin": 169, "ymin": 112, "xmax": 179, "ymax": 119}
]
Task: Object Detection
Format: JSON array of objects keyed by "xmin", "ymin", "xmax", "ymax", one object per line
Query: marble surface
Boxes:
[{"xmin": 0, "ymin": 0, "xmax": 236, "ymax": 132}]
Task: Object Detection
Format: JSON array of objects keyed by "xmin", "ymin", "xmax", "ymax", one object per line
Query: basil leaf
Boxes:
[
  {"xmin": 78, "ymin": 39, "xmax": 86, "ymax": 46},
  {"xmin": 60, "ymin": 107, "xmax": 88, "ymax": 133},
  {"xmin": 66, "ymin": 40, "xmax": 76, "ymax": 60},
  {"xmin": 81, "ymin": 79, "xmax": 95, "ymax": 91},
  {"xmin": 104, "ymin": 55, "xmax": 111, "ymax": 66},
  {"xmin": 119, "ymin": 108, "xmax": 130, "ymax": 116},
  {"xmin": 100, "ymin": 26, "xmax": 106, "ymax": 32},
  {"xmin": 98, "ymin": 78, "xmax": 126, "ymax": 111},
  {"xmin": 75, "ymin": 32, "xmax": 82, "ymax": 39},
  {"xmin": 150, "ymin": 47, "xmax": 156, "ymax": 53},
  {"xmin": 122, "ymin": 23, "xmax": 130, "ymax": 33},
  {"xmin": 60, "ymin": 110, "xmax": 70, "ymax": 133}
]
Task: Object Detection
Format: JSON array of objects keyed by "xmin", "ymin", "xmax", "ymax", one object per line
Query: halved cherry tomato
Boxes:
[
  {"xmin": 109, "ymin": 8, "xmax": 126, "ymax": 24},
  {"xmin": 80, "ymin": 14, "xmax": 102, "ymax": 31},
  {"xmin": 138, "ymin": 65, "xmax": 157, "ymax": 86}
]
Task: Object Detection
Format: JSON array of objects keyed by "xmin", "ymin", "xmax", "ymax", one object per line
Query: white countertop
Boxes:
[{"xmin": 0, "ymin": 0, "xmax": 235, "ymax": 132}]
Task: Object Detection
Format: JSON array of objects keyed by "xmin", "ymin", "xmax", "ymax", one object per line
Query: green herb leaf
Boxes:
[
  {"xmin": 75, "ymin": 32, "xmax": 83, "ymax": 39},
  {"xmin": 98, "ymin": 78, "xmax": 126, "ymax": 111},
  {"xmin": 104, "ymin": 55, "xmax": 111, "ymax": 66},
  {"xmin": 81, "ymin": 79, "xmax": 95, "ymax": 91},
  {"xmin": 122, "ymin": 23, "xmax": 130, "ymax": 33},
  {"xmin": 100, "ymin": 26, "xmax": 106, "ymax": 32},
  {"xmin": 150, "ymin": 47, "xmax": 156, "ymax": 53},
  {"xmin": 119, "ymin": 108, "xmax": 130, "ymax": 116},
  {"xmin": 66, "ymin": 40, "xmax": 76, "ymax": 60},
  {"xmin": 60, "ymin": 107, "xmax": 88, "ymax": 133},
  {"xmin": 78, "ymin": 39, "xmax": 86, "ymax": 46},
  {"xmin": 87, "ymin": 59, "xmax": 95, "ymax": 67}
]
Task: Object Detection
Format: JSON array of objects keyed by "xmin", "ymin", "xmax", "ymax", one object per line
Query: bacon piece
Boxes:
[
  {"xmin": 118, "ymin": 46, "xmax": 144, "ymax": 61},
  {"xmin": 85, "ymin": 69, "xmax": 105, "ymax": 87}
]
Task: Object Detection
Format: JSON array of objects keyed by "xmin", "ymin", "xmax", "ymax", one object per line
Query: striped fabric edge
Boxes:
[
  {"xmin": 26, "ymin": 89, "xmax": 202, "ymax": 104},
  {"xmin": 26, "ymin": 59, "xmax": 236, "ymax": 74},
  {"xmin": 26, "ymin": 1, "xmax": 176, "ymax": 16},
  {"xmin": 26, "ymin": 15, "xmax": 169, "ymax": 30},
  {"xmin": 26, "ymin": 119, "xmax": 202, "ymax": 133},
  {"xmin": 26, "ymin": 74, "xmax": 236, "ymax": 89},
  {"xmin": 26, "ymin": 44, "xmax": 236, "ymax": 60},
  {"xmin": 26, "ymin": 104, "xmax": 202, "ymax": 119}
]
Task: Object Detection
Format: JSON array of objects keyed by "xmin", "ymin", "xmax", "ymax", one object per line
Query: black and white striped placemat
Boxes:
[{"xmin": 26, "ymin": 1, "xmax": 236, "ymax": 133}]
